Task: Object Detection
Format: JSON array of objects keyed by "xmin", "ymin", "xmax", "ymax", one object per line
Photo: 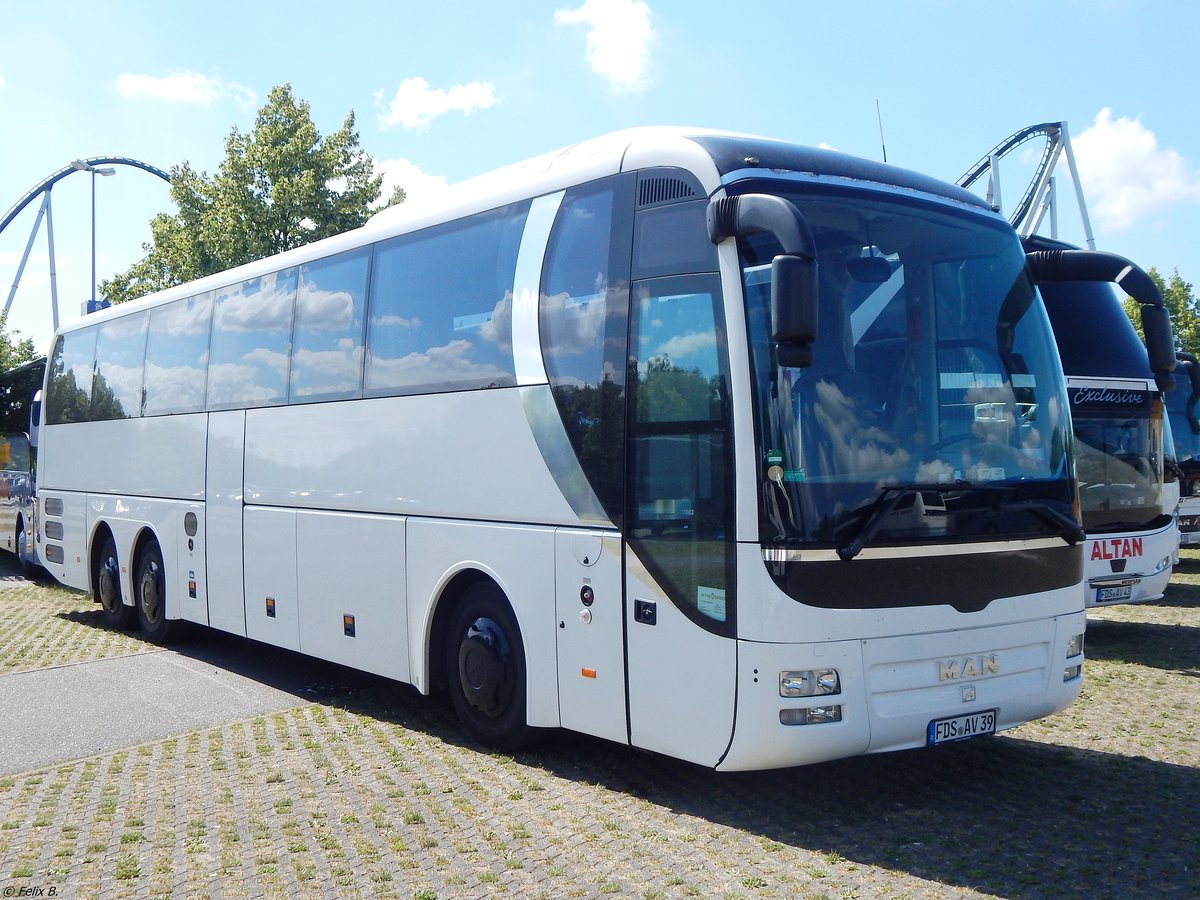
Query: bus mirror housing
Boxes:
[
  {"xmin": 1141, "ymin": 305, "xmax": 1175, "ymax": 375},
  {"xmin": 28, "ymin": 389, "xmax": 41, "ymax": 450},
  {"xmin": 1026, "ymin": 248, "xmax": 1176, "ymax": 376},
  {"xmin": 772, "ymin": 254, "xmax": 818, "ymax": 367},
  {"xmin": 707, "ymin": 193, "xmax": 818, "ymax": 367}
]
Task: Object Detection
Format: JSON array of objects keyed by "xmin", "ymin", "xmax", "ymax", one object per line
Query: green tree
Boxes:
[
  {"xmin": 0, "ymin": 315, "xmax": 39, "ymax": 434},
  {"xmin": 1122, "ymin": 267, "xmax": 1200, "ymax": 356},
  {"xmin": 101, "ymin": 84, "xmax": 403, "ymax": 304},
  {"xmin": 0, "ymin": 314, "xmax": 36, "ymax": 372}
]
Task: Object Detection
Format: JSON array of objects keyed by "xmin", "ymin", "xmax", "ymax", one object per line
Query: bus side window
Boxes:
[
  {"xmin": 365, "ymin": 202, "xmax": 529, "ymax": 397},
  {"xmin": 290, "ymin": 248, "xmax": 371, "ymax": 403},
  {"xmin": 540, "ymin": 175, "xmax": 634, "ymax": 522},
  {"xmin": 46, "ymin": 328, "xmax": 98, "ymax": 425},
  {"xmin": 208, "ymin": 269, "xmax": 298, "ymax": 410},
  {"xmin": 143, "ymin": 294, "xmax": 213, "ymax": 416},
  {"xmin": 92, "ymin": 313, "xmax": 149, "ymax": 420}
]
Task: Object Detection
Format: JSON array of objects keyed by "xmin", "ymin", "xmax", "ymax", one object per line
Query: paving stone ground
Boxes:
[{"xmin": 0, "ymin": 557, "xmax": 1197, "ymax": 899}]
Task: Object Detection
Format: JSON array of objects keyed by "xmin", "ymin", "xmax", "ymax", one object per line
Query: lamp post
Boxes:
[{"xmin": 70, "ymin": 159, "xmax": 116, "ymax": 312}]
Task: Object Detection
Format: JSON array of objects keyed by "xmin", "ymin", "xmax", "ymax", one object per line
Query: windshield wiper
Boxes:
[
  {"xmin": 835, "ymin": 481, "xmax": 1081, "ymax": 560},
  {"xmin": 985, "ymin": 499, "xmax": 1086, "ymax": 545},
  {"xmin": 836, "ymin": 481, "xmax": 975, "ymax": 560}
]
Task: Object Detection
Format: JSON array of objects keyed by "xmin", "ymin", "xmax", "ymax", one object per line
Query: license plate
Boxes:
[
  {"xmin": 1095, "ymin": 585, "xmax": 1133, "ymax": 602},
  {"xmin": 928, "ymin": 709, "xmax": 997, "ymax": 745}
]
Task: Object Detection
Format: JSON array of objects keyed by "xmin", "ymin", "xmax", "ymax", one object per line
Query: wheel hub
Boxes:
[
  {"xmin": 140, "ymin": 565, "xmax": 162, "ymax": 623},
  {"xmin": 99, "ymin": 560, "xmax": 120, "ymax": 612},
  {"xmin": 458, "ymin": 617, "xmax": 512, "ymax": 718}
]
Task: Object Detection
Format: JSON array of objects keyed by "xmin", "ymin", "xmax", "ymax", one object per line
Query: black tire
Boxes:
[
  {"xmin": 93, "ymin": 535, "xmax": 135, "ymax": 630},
  {"xmin": 134, "ymin": 541, "xmax": 179, "ymax": 644},
  {"xmin": 444, "ymin": 582, "xmax": 531, "ymax": 751},
  {"xmin": 15, "ymin": 519, "xmax": 35, "ymax": 576}
]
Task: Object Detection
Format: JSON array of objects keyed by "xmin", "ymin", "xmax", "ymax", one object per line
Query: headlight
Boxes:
[
  {"xmin": 1066, "ymin": 632, "xmax": 1085, "ymax": 659},
  {"xmin": 779, "ymin": 669, "xmax": 841, "ymax": 697},
  {"xmin": 779, "ymin": 705, "xmax": 842, "ymax": 726}
]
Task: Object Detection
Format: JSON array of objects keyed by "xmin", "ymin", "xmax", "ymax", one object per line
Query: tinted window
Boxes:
[
  {"xmin": 365, "ymin": 202, "xmax": 529, "ymax": 396},
  {"xmin": 1, "ymin": 434, "xmax": 29, "ymax": 473},
  {"xmin": 541, "ymin": 177, "xmax": 634, "ymax": 521},
  {"xmin": 208, "ymin": 269, "xmax": 298, "ymax": 409},
  {"xmin": 143, "ymin": 294, "xmax": 212, "ymax": 416},
  {"xmin": 291, "ymin": 249, "xmax": 371, "ymax": 402},
  {"xmin": 633, "ymin": 200, "xmax": 717, "ymax": 278},
  {"xmin": 46, "ymin": 328, "xmax": 97, "ymax": 425},
  {"xmin": 92, "ymin": 313, "xmax": 148, "ymax": 420},
  {"xmin": 627, "ymin": 274, "xmax": 734, "ymax": 634}
]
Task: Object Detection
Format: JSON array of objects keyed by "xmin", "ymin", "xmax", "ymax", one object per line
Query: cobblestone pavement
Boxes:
[{"xmin": 0, "ymin": 560, "xmax": 1197, "ymax": 899}]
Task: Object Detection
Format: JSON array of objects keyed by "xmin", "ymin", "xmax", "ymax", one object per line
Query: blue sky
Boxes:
[{"xmin": 2, "ymin": 0, "xmax": 1198, "ymax": 353}]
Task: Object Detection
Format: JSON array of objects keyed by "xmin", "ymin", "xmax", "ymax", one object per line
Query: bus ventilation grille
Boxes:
[{"xmin": 638, "ymin": 176, "xmax": 698, "ymax": 208}]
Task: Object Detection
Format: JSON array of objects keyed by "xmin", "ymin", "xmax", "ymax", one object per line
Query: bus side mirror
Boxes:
[
  {"xmin": 707, "ymin": 193, "xmax": 819, "ymax": 369},
  {"xmin": 772, "ymin": 254, "xmax": 818, "ymax": 368},
  {"xmin": 28, "ymin": 390, "xmax": 41, "ymax": 450},
  {"xmin": 1141, "ymin": 305, "xmax": 1175, "ymax": 375},
  {"xmin": 1026, "ymin": 247, "xmax": 1177, "ymax": 376}
]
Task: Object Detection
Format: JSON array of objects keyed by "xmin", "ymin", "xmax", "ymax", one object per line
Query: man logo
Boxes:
[{"xmin": 938, "ymin": 654, "xmax": 1000, "ymax": 681}]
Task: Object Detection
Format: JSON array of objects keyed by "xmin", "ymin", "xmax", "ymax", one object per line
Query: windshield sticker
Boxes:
[
  {"xmin": 940, "ymin": 372, "xmax": 1005, "ymax": 390},
  {"xmin": 697, "ymin": 586, "xmax": 726, "ymax": 622}
]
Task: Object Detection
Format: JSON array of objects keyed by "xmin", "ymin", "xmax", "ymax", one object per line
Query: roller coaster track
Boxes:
[
  {"xmin": 0, "ymin": 156, "xmax": 170, "ymax": 237},
  {"xmin": 957, "ymin": 122, "xmax": 1095, "ymax": 249},
  {"xmin": 1, "ymin": 156, "xmax": 171, "ymax": 330}
]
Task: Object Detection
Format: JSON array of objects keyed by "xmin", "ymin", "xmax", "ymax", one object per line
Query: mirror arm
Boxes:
[
  {"xmin": 707, "ymin": 194, "xmax": 816, "ymax": 260},
  {"xmin": 1027, "ymin": 248, "xmax": 1176, "ymax": 376}
]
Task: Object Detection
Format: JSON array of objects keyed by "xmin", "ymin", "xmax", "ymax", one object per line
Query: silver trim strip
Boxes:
[
  {"xmin": 512, "ymin": 191, "xmax": 565, "ymax": 386},
  {"xmin": 762, "ymin": 537, "xmax": 1068, "ymax": 563}
]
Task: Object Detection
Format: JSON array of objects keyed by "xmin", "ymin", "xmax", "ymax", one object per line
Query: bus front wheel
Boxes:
[
  {"xmin": 135, "ymin": 541, "xmax": 179, "ymax": 644},
  {"xmin": 94, "ymin": 535, "xmax": 135, "ymax": 630},
  {"xmin": 445, "ymin": 583, "xmax": 531, "ymax": 751}
]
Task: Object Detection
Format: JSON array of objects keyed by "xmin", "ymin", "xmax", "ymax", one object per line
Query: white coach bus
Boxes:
[
  {"xmin": 1025, "ymin": 236, "xmax": 1178, "ymax": 607},
  {"xmin": 38, "ymin": 128, "xmax": 1102, "ymax": 770}
]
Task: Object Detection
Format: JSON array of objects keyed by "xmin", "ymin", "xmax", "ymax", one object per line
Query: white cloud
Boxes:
[
  {"xmin": 1073, "ymin": 108, "xmax": 1200, "ymax": 231},
  {"xmin": 372, "ymin": 158, "xmax": 452, "ymax": 208},
  {"xmin": 113, "ymin": 71, "xmax": 257, "ymax": 109},
  {"xmin": 554, "ymin": 0, "xmax": 654, "ymax": 93},
  {"xmin": 375, "ymin": 77, "xmax": 496, "ymax": 131}
]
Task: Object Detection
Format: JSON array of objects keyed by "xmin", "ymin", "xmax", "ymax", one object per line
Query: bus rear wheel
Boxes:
[
  {"xmin": 94, "ymin": 535, "xmax": 135, "ymax": 630},
  {"xmin": 445, "ymin": 583, "xmax": 531, "ymax": 751},
  {"xmin": 16, "ymin": 519, "xmax": 35, "ymax": 575},
  {"xmin": 135, "ymin": 541, "xmax": 179, "ymax": 644}
]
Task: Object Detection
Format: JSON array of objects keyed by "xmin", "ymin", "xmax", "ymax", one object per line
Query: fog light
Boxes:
[
  {"xmin": 1064, "ymin": 664, "xmax": 1082, "ymax": 682},
  {"xmin": 1066, "ymin": 632, "xmax": 1085, "ymax": 659},
  {"xmin": 779, "ymin": 669, "xmax": 841, "ymax": 698},
  {"xmin": 779, "ymin": 705, "xmax": 843, "ymax": 726}
]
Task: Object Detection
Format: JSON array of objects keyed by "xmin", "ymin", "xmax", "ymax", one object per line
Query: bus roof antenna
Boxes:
[{"xmin": 875, "ymin": 99, "xmax": 888, "ymax": 163}]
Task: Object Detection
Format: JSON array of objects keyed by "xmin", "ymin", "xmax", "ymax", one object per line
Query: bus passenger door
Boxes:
[
  {"xmin": 554, "ymin": 529, "xmax": 627, "ymax": 742},
  {"xmin": 622, "ymin": 275, "xmax": 737, "ymax": 767}
]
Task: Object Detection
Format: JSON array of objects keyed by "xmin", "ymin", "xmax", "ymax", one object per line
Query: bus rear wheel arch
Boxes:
[
  {"xmin": 443, "ymin": 580, "xmax": 532, "ymax": 751},
  {"xmin": 92, "ymin": 528, "xmax": 135, "ymax": 630},
  {"xmin": 134, "ymin": 537, "xmax": 179, "ymax": 644}
]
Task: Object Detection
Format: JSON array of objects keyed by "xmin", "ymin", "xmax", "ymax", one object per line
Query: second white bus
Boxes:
[{"xmin": 1027, "ymin": 236, "xmax": 1178, "ymax": 606}]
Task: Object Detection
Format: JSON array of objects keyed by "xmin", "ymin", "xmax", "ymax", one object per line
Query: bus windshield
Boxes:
[
  {"xmin": 1071, "ymin": 390, "xmax": 1164, "ymax": 531},
  {"xmin": 1165, "ymin": 368, "xmax": 1200, "ymax": 473},
  {"xmin": 741, "ymin": 185, "xmax": 1074, "ymax": 548}
]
